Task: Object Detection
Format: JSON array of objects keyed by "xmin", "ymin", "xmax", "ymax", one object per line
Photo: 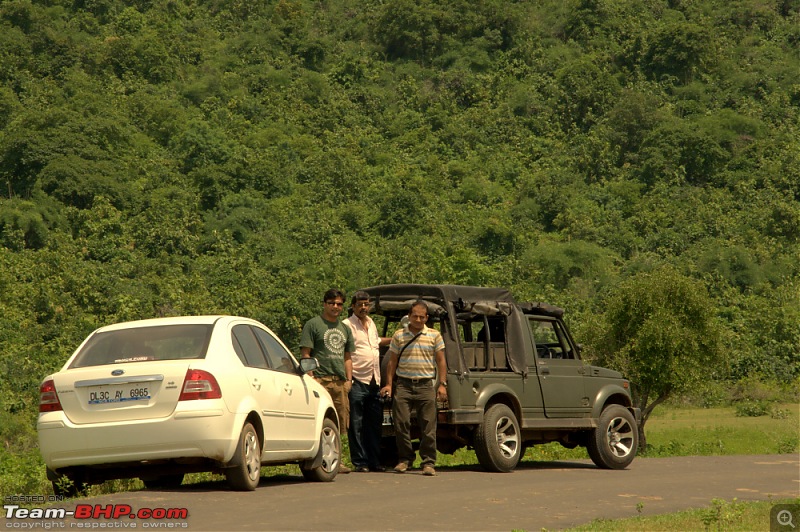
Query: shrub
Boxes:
[
  {"xmin": 776, "ymin": 434, "xmax": 799, "ymax": 454},
  {"xmin": 734, "ymin": 399, "xmax": 770, "ymax": 417}
]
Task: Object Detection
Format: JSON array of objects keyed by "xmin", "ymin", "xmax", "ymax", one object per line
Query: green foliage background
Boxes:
[{"xmin": 1, "ymin": 0, "xmax": 798, "ymax": 455}]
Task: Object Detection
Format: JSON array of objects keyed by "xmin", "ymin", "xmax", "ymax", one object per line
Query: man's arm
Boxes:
[
  {"xmin": 435, "ymin": 348, "xmax": 448, "ymax": 401},
  {"xmin": 344, "ymin": 351, "xmax": 353, "ymax": 380},
  {"xmin": 299, "ymin": 319, "xmax": 315, "ymax": 358},
  {"xmin": 344, "ymin": 351, "xmax": 353, "ymax": 392}
]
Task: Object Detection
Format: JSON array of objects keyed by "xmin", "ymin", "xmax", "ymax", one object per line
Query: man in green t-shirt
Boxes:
[{"xmin": 301, "ymin": 288, "xmax": 355, "ymax": 473}]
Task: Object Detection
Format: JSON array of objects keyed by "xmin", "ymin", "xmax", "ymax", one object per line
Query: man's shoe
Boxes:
[
  {"xmin": 422, "ymin": 464, "xmax": 436, "ymax": 476},
  {"xmin": 339, "ymin": 464, "xmax": 351, "ymax": 474},
  {"xmin": 354, "ymin": 466, "xmax": 370, "ymax": 473},
  {"xmin": 393, "ymin": 462, "xmax": 408, "ymax": 473},
  {"xmin": 370, "ymin": 465, "xmax": 386, "ymax": 472}
]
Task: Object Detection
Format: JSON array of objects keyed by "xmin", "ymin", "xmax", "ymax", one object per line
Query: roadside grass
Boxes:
[
  {"xmin": 567, "ymin": 497, "xmax": 800, "ymax": 531},
  {"xmin": 642, "ymin": 403, "xmax": 799, "ymax": 457}
]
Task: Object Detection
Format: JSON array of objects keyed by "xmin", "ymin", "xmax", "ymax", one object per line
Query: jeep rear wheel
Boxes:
[
  {"xmin": 474, "ymin": 404, "xmax": 521, "ymax": 472},
  {"xmin": 587, "ymin": 405, "xmax": 638, "ymax": 469}
]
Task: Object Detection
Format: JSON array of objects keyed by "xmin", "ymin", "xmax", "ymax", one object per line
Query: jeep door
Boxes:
[{"xmin": 527, "ymin": 317, "xmax": 590, "ymax": 418}]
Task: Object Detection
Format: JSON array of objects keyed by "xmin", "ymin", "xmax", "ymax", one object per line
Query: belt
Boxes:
[{"xmin": 397, "ymin": 376, "xmax": 433, "ymax": 384}]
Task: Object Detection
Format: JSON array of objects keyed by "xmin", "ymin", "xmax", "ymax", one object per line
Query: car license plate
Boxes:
[
  {"xmin": 88, "ymin": 384, "xmax": 151, "ymax": 405},
  {"xmin": 382, "ymin": 411, "xmax": 393, "ymax": 426}
]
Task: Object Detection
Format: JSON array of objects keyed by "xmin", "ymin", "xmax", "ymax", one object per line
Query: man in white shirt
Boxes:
[{"xmin": 345, "ymin": 291, "xmax": 390, "ymax": 472}]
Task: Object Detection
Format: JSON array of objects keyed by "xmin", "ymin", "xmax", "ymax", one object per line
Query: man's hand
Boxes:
[
  {"xmin": 344, "ymin": 380, "xmax": 352, "ymax": 394},
  {"xmin": 436, "ymin": 385, "xmax": 448, "ymax": 402},
  {"xmin": 379, "ymin": 385, "xmax": 392, "ymax": 398}
]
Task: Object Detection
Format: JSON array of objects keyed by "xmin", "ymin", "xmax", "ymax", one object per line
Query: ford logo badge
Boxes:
[{"xmin": 111, "ymin": 369, "xmax": 124, "ymax": 376}]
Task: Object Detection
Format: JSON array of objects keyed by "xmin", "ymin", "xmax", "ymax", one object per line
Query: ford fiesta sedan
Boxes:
[{"xmin": 38, "ymin": 316, "xmax": 342, "ymax": 494}]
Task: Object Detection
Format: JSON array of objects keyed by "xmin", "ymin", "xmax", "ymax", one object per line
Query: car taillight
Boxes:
[
  {"xmin": 179, "ymin": 369, "xmax": 222, "ymax": 400},
  {"xmin": 39, "ymin": 379, "xmax": 63, "ymax": 412}
]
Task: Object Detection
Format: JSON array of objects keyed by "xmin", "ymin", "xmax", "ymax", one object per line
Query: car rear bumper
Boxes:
[{"xmin": 38, "ymin": 406, "xmax": 241, "ymax": 470}]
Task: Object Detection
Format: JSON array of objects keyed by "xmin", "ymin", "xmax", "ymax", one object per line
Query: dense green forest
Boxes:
[{"xmin": 1, "ymin": 0, "xmax": 799, "ymax": 488}]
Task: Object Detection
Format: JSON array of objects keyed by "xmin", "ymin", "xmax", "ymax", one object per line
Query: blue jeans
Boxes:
[{"xmin": 348, "ymin": 378, "xmax": 383, "ymax": 468}]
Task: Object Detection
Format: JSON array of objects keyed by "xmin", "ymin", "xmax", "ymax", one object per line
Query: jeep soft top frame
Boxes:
[{"xmin": 360, "ymin": 284, "xmax": 563, "ymax": 378}]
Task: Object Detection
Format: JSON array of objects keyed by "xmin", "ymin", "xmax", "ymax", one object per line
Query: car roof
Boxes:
[{"xmin": 95, "ymin": 316, "xmax": 237, "ymax": 333}]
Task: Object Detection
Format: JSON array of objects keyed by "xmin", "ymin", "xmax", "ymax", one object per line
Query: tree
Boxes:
[
  {"xmin": 585, "ymin": 267, "xmax": 724, "ymax": 449},
  {"xmin": 642, "ymin": 21, "xmax": 716, "ymax": 84}
]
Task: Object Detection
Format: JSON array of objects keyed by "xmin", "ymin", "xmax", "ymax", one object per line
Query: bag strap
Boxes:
[{"xmin": 397, "ymin": 331, "xmax": 423, "ymax": 360}]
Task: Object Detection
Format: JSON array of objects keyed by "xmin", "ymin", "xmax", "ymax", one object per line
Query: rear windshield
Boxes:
[{"xmin": 69, "ymin": 324, "xmax": 214, "ymax": 368}]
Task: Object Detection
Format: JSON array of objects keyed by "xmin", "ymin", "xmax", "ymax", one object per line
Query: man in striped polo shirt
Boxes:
[{"xmin": 379, "ymin": 300, "xmax": 448, "ymax": 476}]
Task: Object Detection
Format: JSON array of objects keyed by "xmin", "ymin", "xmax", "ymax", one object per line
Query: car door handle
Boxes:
[
  {"xmin": 284, "ymin": 383, "xmax": 292, "ymax": 395},
  {"xmin": 540, "ymin": 367, "xmax": 550, "ymax": 375},
  {"xmin": 251, "ymin": 379, "xmax": 261, "ymax": 391}
]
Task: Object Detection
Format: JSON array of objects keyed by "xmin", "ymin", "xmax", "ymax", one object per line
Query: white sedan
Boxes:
[{"xmin": 38, "ymin": 316, "xmax": 342, "ymax": 493}]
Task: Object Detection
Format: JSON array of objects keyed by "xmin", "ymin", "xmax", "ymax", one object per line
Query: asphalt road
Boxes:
[{"xmin": 3, "ymin": 455, "xmax": 798, "ymax": 531}]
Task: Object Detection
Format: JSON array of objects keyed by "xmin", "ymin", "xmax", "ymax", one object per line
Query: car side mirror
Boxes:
[{"xmin": 299, "ymin": 357, "xmax": 319, "ymax": 374}]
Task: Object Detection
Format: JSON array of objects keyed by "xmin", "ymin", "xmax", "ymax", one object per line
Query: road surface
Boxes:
[{"xmin": 2, "ymin": 455, "xmax": 798, "ymax": 531}]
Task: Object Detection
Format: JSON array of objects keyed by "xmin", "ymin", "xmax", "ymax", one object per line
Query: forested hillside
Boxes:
[{"xmin": 1, "ymin": 0, "xmax": 798, "ymax": 426}]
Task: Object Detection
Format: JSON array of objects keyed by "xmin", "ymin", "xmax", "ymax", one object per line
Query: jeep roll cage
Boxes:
[{"xmin": 361, "ymin": 284, "xmax": 567, "ymax": 379}]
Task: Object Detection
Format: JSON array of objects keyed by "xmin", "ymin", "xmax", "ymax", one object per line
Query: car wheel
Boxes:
[
  {"xmin": 474, "ymin": 404, "xmax": 521, "ymax": 472},
  {"xmin": 301, "ymin": 418, "xmax": 341, "ymax": 482},
  {"xmin": 225, "ymin": 422, "xmax": 261, "ymax": 490},
  {"xmin": 587, "ymin": 405, "xmax": 638, "ymax": 470},
  {"xmin": 141, "ymin": 474, "xmax": 184, "ymax": 490}
]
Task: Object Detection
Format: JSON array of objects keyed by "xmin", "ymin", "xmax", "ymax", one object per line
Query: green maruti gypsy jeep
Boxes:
[{"xmin": 360, "ymin": 284, "xmax": 641, "ymax": 472}]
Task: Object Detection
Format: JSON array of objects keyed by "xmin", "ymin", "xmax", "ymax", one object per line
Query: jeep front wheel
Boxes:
[
  {"xmin": 587, "ymin": 405, "xmax": 638, "ymax": 470},
  {"xmin": 474, "ymin": 404, "xmax": 521, "ymax": 472}
]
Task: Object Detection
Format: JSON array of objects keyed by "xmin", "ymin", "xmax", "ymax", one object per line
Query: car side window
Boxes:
[
  {"xmin": 231, "ymin": 325, "xmax": 270, "ymax": 369},
  {"xmin": 253, "ymin": 327, "xmax": 296, "ymax": 374},
  {"xmin": 458, "ymin": 318, "xmax": 484, "ymax": 342},
  {"xmin": 553, "ymin": 321, "xmax": 574, "ymax": 359},
  {"xmin": 529, "ymin": 318, "xmax": 574, "ymax": 360}
]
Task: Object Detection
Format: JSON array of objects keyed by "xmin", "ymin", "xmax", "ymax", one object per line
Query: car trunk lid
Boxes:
[{"xmin": 53, "ymin": 360, "xmax": 193, "ymax": 424}]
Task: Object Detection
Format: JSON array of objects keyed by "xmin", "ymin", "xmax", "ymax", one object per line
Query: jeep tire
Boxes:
[
  {"xmin": 474, "ymin": 404, "xmax": 522, "ymax": 472},
  {"xmin": 587, "ymin": 405, "xmax": 638, "ymax": 470}
]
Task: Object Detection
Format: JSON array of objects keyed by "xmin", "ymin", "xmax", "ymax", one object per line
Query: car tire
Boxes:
[
  {"xmin": 141, "ymin": 474, "xmax": 184, "ymax": 490},
  {"xmin": 587, "ymin": 405, "xmax": 638, "ymax": 470},
  {"xmin": 474, "ymin": 403, "xmax": 522, "ymax": 473},
  {"xmin": 301, "ymin": 418, "xmax": 341, "ymax": 482},
  {"xmin": 225, "ymin": 422, "xmax": 261, "ymax": 491}
]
